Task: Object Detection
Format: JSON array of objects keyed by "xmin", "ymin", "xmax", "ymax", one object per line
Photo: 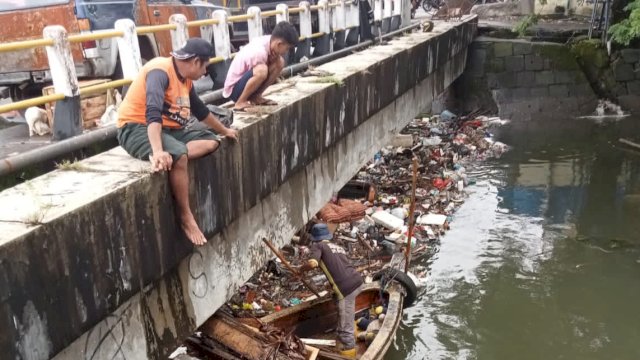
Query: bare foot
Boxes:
[
  {"xmin": 180, "ymin": 214, "xmax": 207, "ymax": 246},
  {"xmin": 252, "ymin": 97, "xmax": 277, "ymax": 106},
  {"xmin": 233, "ymin": 101, "xmax": 251, "ymax": 111}
]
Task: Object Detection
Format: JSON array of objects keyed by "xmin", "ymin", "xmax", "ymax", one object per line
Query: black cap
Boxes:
[{"xmin": 171, "ymin": 38, "xmax": 215, "ymax": 60}]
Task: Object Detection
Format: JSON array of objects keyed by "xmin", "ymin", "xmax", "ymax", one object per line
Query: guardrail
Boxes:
[{"xmin": 0, "ymin": 0, "xmax": 405, "ymax": 142}]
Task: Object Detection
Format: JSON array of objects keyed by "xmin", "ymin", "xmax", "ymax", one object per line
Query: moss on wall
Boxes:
[
  {"xmin": 569, "ymin": 39, "xmax": 617, "ymax": 98},
  {"xmin": 533, "ymin": 43, "xmax": 580, "ymax": 70}
]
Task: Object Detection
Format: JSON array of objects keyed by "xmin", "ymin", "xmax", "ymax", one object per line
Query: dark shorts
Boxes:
[
  {"xmin": 229, "ymin": 69, "xmax": 254, "ymax": 102},
  {"xmin": 117, "ymin": 122, "xmax": 220, "ymax": 163}
]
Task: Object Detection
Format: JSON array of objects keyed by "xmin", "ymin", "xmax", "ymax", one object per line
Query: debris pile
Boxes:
[{"xmin": 222, "ymin": 110, "xmax": 510, "ymax": 318}]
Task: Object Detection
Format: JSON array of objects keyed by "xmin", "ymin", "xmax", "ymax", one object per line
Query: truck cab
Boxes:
[{"xmin": 0, "ymin": 0, "xmax": 229, "ymax": 101}]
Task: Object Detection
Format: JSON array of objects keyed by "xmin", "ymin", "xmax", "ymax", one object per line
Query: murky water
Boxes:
[{"xmin": 387, "ymin": 116, "xmax": 640, "ymax": 360}]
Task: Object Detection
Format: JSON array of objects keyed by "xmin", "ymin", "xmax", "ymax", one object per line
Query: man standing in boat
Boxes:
[{"xmin": 299, "ymin": 223, "xmax": 363, "ymax": 358}]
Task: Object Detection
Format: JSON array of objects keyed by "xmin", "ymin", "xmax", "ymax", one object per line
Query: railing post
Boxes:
[
  {"xmin": 391, "ymin": 0, "xmax": 402, "ymax": 31},
  {"xmin": 43, "ymin": 25, "xmax": 81, "ymax": 140},
  {"xmin": 276, "ymin": 3, "xmax": 290, "ymax": 23},
  {"xmin": 169, "ymin": 14, "xmax": 189, "ymax": 51},
  {"xmin": 382, "ymin": 0, "xmax": 392, "ymax": 33},
  {"xmin": 296, "ymin": 1, "xmax": 312, "ymax": 62},
  {"xmin": 247, "ymin": 6, "xmax": 263, "ymax": 41},
  {"xmin": 212, "ymin": 11, "xmax": 231, "ymax": 59},
  {"xmin": 334, "ymin": 0, "xmax": 347, "ymax": 50},
  {"xmin": 373, "ymin": 0, "xmax": 383, "ymax": 37},
  {"xmin": 211, "ymin": 10, "xmax": 231, "ymax": 87},
  {"xmin": 114, "ymin": 19, "xmax": 142, "ymax": 81},
  {"xmin": 401, "ymin": 0, "xmax": 412, "ymax": 27},
  {"xmin": 316, "ymin": 0, "xmax": 331, "ymax": 55},
  {"xmin": 345, "ymin": 0, "xmax": 360, "ymax": 46}
]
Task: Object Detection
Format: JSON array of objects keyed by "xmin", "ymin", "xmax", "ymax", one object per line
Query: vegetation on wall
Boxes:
[{"xmin": 512, "ymin": 14, "xmax": 540, "ymax": 37}]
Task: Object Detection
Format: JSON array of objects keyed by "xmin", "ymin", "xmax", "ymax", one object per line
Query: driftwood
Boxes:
[
  {"xmin": 263, "ymin": 238, "xmax": 322, "ymax": 297},
  {"xmin": 199, "ymin": 313, "xmax": 308, "ymax": 360},
  {"xmin": 619, "ymin": 138, "xmax": 640, "ymax": 151}
]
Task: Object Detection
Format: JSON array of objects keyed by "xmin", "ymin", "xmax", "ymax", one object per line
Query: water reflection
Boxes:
[{"xmin": 387, "ymin": 117, "xmax": 640, "ymax": 360}]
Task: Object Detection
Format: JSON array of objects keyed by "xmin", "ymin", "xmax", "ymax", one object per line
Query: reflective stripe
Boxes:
[{"xmin": 320, "ymin": 261, "xmax": 344, "ymax": 300}]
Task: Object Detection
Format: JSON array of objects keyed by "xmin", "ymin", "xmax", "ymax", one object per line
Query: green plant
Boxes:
[
  {"xmin": 56, "ymin": 159, "xmax": 89, "ymax": 172},
  {"xmin": 22, "ymin": 203, "xmax": 54, "ymax": 226},
  {"xmin": 312, "ymin": 76, "xmax": 344, "ymax": 87},
  {"xmin": 609, "ymin": 0, "xmax": 640, "ymax": 45},
  {"xmin": 512, "ymin": 14, "xmax": 539, "ymax": 37}
]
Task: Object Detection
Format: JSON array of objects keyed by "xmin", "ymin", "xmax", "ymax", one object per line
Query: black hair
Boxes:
[{"xmin": 271, "ymin": 21, "xmax": 299, "ymax": 46}]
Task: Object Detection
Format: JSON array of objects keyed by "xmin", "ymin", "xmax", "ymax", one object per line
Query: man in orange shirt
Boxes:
[{"xmin": 117, "ymin": 38, "xmax": 238, "ymax": 246}]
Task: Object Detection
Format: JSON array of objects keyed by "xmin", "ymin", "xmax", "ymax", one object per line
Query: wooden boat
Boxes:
[
  {"xmin": 194, "ymin": 281, "xmax": 405, "ymax": 360},
  {"xmin": 258, "ymin": 281, "xmax": 405, "ymax": 360},
  {"xmin": 193, "ymin": 254, "xmax": 420, "ymax": 360}
]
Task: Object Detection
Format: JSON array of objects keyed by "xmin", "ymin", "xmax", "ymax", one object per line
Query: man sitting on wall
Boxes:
[
  {"xmin": 117, "ymin": 38, "xmax": 238, "ymax": 246},
  {"xmin": 223, "ymin": 21, "xmax": 298, "ymax": 111}
]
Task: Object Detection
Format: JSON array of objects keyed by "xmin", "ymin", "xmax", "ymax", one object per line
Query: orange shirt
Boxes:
[{"xmin": 117, "ymin": 57, "xmax": 193, "ymax": 129}]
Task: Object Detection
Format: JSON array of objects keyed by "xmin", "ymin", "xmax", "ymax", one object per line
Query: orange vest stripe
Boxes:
[{"xmin": 117, "ymin": 57, "xmax": 193, "ymax": 129}]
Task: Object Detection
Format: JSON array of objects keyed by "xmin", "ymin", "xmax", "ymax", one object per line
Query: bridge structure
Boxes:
[{"xmin": 0, "ymin": 4, "xmax": 477, "ymax": 358}]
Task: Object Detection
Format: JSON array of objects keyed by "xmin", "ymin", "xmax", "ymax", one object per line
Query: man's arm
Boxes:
[
  {"xmin": 189, "ymin": 87, "xmax": 238, "ymax": 141},
  {"xmin": 146, "ymin": 70, "xmax": 172, "ymax": 171}
]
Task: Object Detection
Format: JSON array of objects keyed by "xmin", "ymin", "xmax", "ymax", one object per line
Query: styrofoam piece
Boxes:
[
  {"xmin": 417, "ymin": 213, "xmax": 447, "ymax": 226},
  {"xmin": 372, "ymin": 211, "xmax": 404, "ymax": 230}
]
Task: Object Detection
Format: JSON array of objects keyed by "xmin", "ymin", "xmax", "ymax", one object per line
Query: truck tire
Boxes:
[{"xmin": 373, "ymin": 268, "xmax": 418, "ymax": 308}]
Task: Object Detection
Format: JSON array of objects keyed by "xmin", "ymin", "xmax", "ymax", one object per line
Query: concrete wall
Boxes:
[
  {"xmin": 613, "ymin": 49, "xmax": 640, "ymax": 114},
  {"xmin": 456, "ymin": 37, "xmax": 597, "ymax": 120},
  {"xmin": 535, "ymin": 0, "xmax": 594, "ymax": 16},
  {"xmin": 0, "ymin": 17, "xmax": 477, "ymax": 359}
]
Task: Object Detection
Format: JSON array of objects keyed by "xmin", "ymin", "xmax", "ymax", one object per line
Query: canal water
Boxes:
[{"xmin": 386, "ymin": 116, "xmax": 640, "ymax": 360}]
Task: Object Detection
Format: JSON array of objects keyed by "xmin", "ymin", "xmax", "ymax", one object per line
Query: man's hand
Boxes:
[
  {"xmin": 150, "ymin": 151, "xmax": 173, "ymax": 172},
  {"xmin": 223, "ymin": 128, "xmax": 239, "ymax": 142}
]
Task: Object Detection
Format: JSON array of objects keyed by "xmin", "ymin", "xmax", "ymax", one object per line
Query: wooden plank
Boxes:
[
  {"xmin": 620, "ymin": 138, "xmax": 640, "ymax": 151},
  {"xmin": 301, "ymin": 338, "xmax": 336, "ymax": 346},
  {"xmin": 306, "ymin": 345, "xmax": 320, "ymax": 360},
  {"xmin": 199, "ymin": 314, "xmax": 274, "ymax": 360}
]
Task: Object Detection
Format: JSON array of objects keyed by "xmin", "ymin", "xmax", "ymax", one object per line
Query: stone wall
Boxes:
[
  {"xmin": 456, "ymin": 37, "xmax": 598, "ymax": 120},
  {"xmin": 0, "ymin": 17, "xmax": 477, "ymax": 360},
  {"xmin": 613, "ymin": 49, "xmax": 640, "ymax": 113}
]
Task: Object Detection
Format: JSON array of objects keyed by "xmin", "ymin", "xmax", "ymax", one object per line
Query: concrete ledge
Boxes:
[{"xmin": 0, "ymin": 16, "xmax": 477, "ymax": 359}]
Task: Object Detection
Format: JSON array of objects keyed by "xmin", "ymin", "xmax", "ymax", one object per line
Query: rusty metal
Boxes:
[{"xmin": 0, "ymin": 4, "xmax": 84, "ymax": 71}]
